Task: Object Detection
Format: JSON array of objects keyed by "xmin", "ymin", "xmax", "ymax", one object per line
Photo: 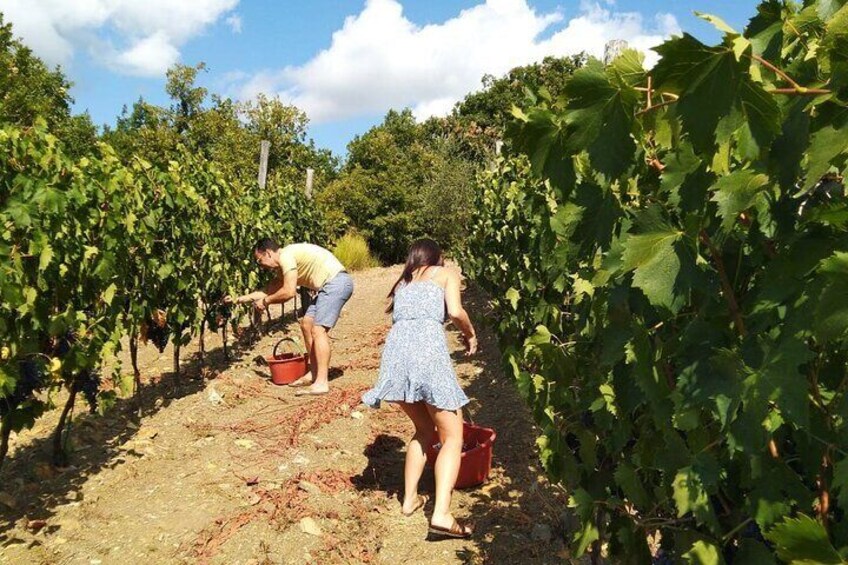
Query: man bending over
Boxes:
[{"xmin": 228, "ymin": 239, "xmax": 354, "ymax": 395}]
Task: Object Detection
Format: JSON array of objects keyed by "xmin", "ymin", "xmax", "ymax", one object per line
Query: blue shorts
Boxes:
[{"xmin": 304, "ymin": 272, "xmax": 354, "ymax": 329}]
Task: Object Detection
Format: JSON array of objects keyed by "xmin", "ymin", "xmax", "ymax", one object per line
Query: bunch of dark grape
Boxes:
[
  {"xmin": 205, "ymin": 302, "xmax": 233, "ymax": 332},
  {"xmin": 54, "ymin": 330, "xmax": 77, "ymax": 357},
  {"xmin": 77, "ymin": 371, "xmax": 100, "ymax": 414},
  {"xmin": 0, "ymin": 359, "xmax": 45, "ymax": 416},
  {"xmin": 741, "ymin": 521, "xmax": 765, "ymax": 544},
  {"xmin": 147, "ymin": 324, "xmax": 170, "ymax": 353},
  {"xmin": 652, "ymin": 549, "xmax": 675, "ymax": 565}
]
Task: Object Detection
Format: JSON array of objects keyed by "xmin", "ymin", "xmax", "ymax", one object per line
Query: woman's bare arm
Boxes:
[{"xmin": 444, "ymin": 268, "xmax": 477, "ymax": 355}]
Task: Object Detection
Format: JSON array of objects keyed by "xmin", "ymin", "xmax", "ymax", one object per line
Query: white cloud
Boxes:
[
  {"xmin": 226, "ymin": 14, "xmax": 242, "ymax": 34},
  {"xmin": 0, "ymin": 0, "xmax": 239, "ymax": 76},
  {"xmin": 232, "ymin": 0, "xmax": 680, "ymax": 123},
  {"xmin": 112, "ymin": 31, "xmax": 180, "ymax": 76}
]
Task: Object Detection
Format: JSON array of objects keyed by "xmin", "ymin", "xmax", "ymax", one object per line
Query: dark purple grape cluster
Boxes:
[
  {"xmin": 54, "ymin": 331, "xmax": 77, "ymax": 357},
  {"xmin": 78, "ymin": 371, "xmax": 100, "ymax": 414},
  {"xmin": 205, "ymin": 302, "xmax": 233, "ymax": 332},
  {"xmin": 741, "ymin": 521, "xmax": 765, "ymax": 543},
  {"xmin": 147, "ymin": 324, "xmax": 170, "ymax": 353},
  {"xmin": 652, "ymin": 549, "xmax": 675, "ymax": 565},
  {"xmin": 0, "ymin": 359, "xmax": 46, "ymax": 416}
]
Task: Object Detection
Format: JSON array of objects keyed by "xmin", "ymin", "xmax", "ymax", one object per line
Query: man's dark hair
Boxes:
[{"xmin": 254, "ymin": 238, "xmax": 280, "ymax": 252}]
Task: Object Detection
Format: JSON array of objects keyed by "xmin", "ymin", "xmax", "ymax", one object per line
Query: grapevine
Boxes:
[{"xmin": 464, "ymin": 2, "xmax": 848, "ymax": 562}]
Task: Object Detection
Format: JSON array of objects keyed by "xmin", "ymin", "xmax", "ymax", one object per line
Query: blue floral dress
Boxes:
[{"xmin": 362, "ymin": 268, "xmax": 469, "ymax": 411}]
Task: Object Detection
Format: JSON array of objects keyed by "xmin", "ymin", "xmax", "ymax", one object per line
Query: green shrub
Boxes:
[{"xmin": 333, "ymin": 232, "xmax": 380, "ymax": 271}]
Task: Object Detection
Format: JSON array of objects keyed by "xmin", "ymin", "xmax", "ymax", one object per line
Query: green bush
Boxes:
[{"xmin": 333, "ymin": 232, "xmax": 380, "ymax": 271}]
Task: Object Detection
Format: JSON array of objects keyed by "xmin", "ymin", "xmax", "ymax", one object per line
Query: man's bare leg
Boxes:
[
  {"xmin": 301, "ymin": 325, "xmax": 330, "ymax": 394},
  {"xmin": 290, "ymin": 316, "xmax": 316, "ymax": 387}
]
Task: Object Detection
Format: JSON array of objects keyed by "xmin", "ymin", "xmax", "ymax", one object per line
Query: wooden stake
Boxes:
[{"xmin": 258, "ymin": 140, "xmax": 270, "ymax": 190}]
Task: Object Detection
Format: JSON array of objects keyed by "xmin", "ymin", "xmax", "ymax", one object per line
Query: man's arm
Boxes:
[
  {"xmin": 234, "ymin": 291, "xmax": 267, "ymax": 304},
  {"xmin": 263, "ymin": 269, "xmax": 298, "ymax": 306}
]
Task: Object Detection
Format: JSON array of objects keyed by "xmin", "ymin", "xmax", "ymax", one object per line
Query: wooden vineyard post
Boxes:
[
  {"xmin": 258, "ymin": 140, "xmax": 270, "ymax": 190},
  {"xmin": 604, "ymin": 39, "xmax": 628, "ymax": 64},
  {"xmin": 489, "ymin": 139, "xmax": 503, "ymax": 171}
]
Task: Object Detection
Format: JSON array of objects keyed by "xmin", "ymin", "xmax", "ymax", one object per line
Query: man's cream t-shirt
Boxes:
[{"xmin": 278, "ymin": 243, "xmax": 345, "ymax": 290}]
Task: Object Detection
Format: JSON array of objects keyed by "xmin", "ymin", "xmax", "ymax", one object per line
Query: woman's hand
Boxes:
[{"xmin": 464, "ymin": 334, "xmax": 478, "ymax": 356}]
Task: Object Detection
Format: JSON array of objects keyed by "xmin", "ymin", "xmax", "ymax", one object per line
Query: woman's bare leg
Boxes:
[
  {"xmin": 397, "ymin": 401, "xmax": 435, "ymax": 514},
  {"xmin": 426, "ymin": 404, "xmax": 469, "ymax": 531}
]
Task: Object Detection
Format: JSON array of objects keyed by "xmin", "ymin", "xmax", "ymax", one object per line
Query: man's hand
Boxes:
[
  {"xmin": 253, "ymin": 297, "xmax": 267, "ymax": 312},
  {"xmin": 223, "ymin": 295, "xmax": 235, "ymax": 305}
]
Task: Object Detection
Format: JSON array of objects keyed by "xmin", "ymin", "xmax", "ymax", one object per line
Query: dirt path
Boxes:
[{"xmin": 0, "ymin": 266, "xmax": 572, "ymax": 564}]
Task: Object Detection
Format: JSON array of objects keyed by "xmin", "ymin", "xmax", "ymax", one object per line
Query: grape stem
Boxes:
[
  {"xmin": 699, "ymin": 230, "xmax": 747, "ymax": 338},
  {"xmin": 722, "ymin": 517, "xmax": 753, "ymax": 544},
  {"xmin": 750, "ymin": 54, "xmax": 832, "ymax": 95}
]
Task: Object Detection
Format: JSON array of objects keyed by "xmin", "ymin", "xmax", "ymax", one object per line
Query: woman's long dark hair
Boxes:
[{"xmin": 386, "ymin": 238, "xmax": 444, "ymax": 311}]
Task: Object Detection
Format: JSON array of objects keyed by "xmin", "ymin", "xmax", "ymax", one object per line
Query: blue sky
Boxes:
[{"xmin": 1, "ymin": 0, "xmax": 760, "ymax": 157}]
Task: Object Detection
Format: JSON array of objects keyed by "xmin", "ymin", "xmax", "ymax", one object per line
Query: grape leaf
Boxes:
[
  {"xmin": 563, "ymin": 59, "xmax": 640, "ymax": 178},
  {"xmin": 673, "ymin": 466, "xmax": 719, "ymax": 530},
  {"xmin": 682, "ymin": 539, "xmax": 725, "ymax": 565},
  {"xmin": 833, "ymin": 457, "xmax": 848, "ymax": 510},
  {"xmin": 735, "ymin": 539, "xmax": 777, "ymax": 564},
  {"xmin": 614, "ymin": 462, "xmax": 651, "ymax": 508},
  {"xmin": 710, "ymin": 170, "xmax": 771, "ymax": 230},
  {"xmin": 652, "ymin": 34, "xmax": 745, "ymax": 152},
  {"xmin": 765, "ymin": 514, "xmax": 843, "ymax": 564},
  {"xmin": 804, "ymin": 121, "xmax": 848, "ymax": 193},
  {"xmin": 817, "ymin": 0, "xmax": 847, "ymax": 20},
  {"xmin": 621, "ymin": 210, "xmax": 684, "ymax": 311}
]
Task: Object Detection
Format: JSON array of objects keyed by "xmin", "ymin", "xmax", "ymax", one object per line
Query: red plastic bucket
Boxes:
[
  {"xmin": 425, "ymin": 422, "xmax": 496, "ymax": 489},
  {"xmin": 267, "ymin": 338, "xmax": 310, "ymax": 385}
]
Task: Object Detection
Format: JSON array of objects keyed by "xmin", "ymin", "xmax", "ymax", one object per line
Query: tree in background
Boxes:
[
  {"xmin": 0, "ymin": 14, "xmax": 97, "ymax": 159},
  {"xmin": 450, "ymin": 54, "xmax": 585, "ymax": 159},
  {"xmin": 102, "ymin": 63, "xmax": 338, "ymax": 192},
  {"xmin": 317, "ymin": 56, "xmax": 584, "ymax": 264}
]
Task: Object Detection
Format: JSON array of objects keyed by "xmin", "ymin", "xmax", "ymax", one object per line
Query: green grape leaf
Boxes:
[
  {"xmin": 614, "ymin": 463, "xmax": 650, "ymax": 508},
  {"xmin": 508, "ymin": 106, "xmax": 576, "ymax": 191},
  {"xmin": 673, "ymin": 466, "xmax": 718, "ymax": 530},
  {"xmin": 697, "ymin": 12, "xmax": 740, "ymax": 36},
  {"xmin": 563, "ymin": 59, "xmax": 639, "ymax": 178},
  {"xmin": 746, "ymin": 1, "xmax": 784, "ymax": 59},
  {"xmin": 735, "ymin": 539, "xmax": 777, "ymax": 564},
  {"xmin": 682, "ymin": 539, "xmax": 725, "ymax": 565},
  {"xmin": 102, "ymin": 283, "xmax": 117, "ymax": 306},
  {"xmin": 621, "ymin": 211, "xmax": 684, "ymax": 311},
  {"xmin": 710, "ymin": 170, "xmax": 770, "ymax": 230},
  {"xmin": 765, "ymin": 514, "xmax": 843, "ymax": 564},
  {"xmin": 38, "ymin": 244, "xmax": 53, "ymax": 272},
  {"xmin": 815, "ymin": 252, "xmax": 848, "ymax": 340},
  {"xmin": 817, "ymin": 0, "xmax": 847, "ymax": 20},
  {"xmin": 573, "ymin": 520, "xmax": 600, "ymax": 557},
  {"xmin": 804, "ymin": 122, "xmax": 848, "ymax": 193},
  {"xmin": 832, "ymin": 457, "xmax": 848, "ymax": 510}
]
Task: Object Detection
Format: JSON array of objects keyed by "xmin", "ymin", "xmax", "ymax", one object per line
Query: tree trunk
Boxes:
[
  {"xmin": 173, "ymin": 340, "xmax": 181, "ymax": 381},
  {"xmin": 199, "ymin": 318, "xmax": 206, "ymax": 366},
  {"xmin": 130, "ymin": 332, "xmax": 141, "ymax": 393},
  {"xmin": 130, "ymin": 332, "xmax": 142, "ymax": 417},
  {"xmin": 0, "ymin": 418, "xmax": 11, "ymax": 471},
  {"xmin": 52, "ymin": 382, "xmax": 78, "ymax": 467},
  {"xmin": 222, "ymin": 323, "xmax": 229, "ymax": 363}
]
